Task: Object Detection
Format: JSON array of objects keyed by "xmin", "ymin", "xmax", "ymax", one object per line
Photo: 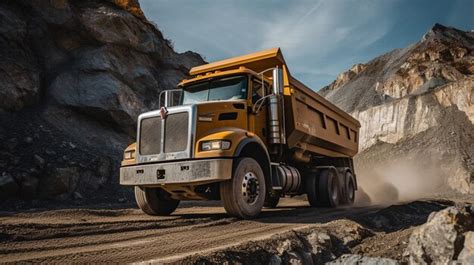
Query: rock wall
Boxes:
[
  {"xmin": 320, "ymin": 24, "xmax": 473, "ymax": 113},
  {"xmin": 0, "ymin": 0, "xmax": 204, "ymax": 205},
  {"xmin": 320, "ymin": 24, "xmax": 473, "ymax": 195},
  {"xmin": 352, "ymin": 77, "xmax": 473, "ymax": 151}
]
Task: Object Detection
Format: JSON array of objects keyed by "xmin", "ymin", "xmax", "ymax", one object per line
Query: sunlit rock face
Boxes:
[
  {"xmin": 0, "ymin": 0, "xmax": 204, "ymax": 202},
  {"xmin": 323, "ymin": 63, "xmax": 367, "ymax": 93},
  {"xmin": 353, "ymin": 77, "xmax": 473, "ymax": 151},
  {"xmin": 320, "ymin": 24, "xmax": 473, "ymax": 194}
]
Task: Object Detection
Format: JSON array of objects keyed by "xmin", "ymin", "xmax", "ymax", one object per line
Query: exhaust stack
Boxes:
[{"xmin": 268, "ymin": 67, "xmax": 286, "ymax": 145}]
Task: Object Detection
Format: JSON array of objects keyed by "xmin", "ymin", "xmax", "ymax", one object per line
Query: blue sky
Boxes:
[{"xmin": 140, "ymin": 0, "xmax": 473, "ymax": 89}]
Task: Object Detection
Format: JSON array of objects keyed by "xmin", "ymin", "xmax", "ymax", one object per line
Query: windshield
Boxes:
[{"xmin": 181, "ymin": 75, "xmax": 248, "ymax": 104}]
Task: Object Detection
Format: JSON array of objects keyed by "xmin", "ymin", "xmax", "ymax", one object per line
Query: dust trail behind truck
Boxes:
[{"xmin": 120, "ymin": 48, "xmax": 361, "ymax": 219}]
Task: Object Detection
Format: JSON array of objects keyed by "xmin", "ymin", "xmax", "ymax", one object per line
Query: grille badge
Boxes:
[{"xmin": 160, "ymin": 107, "xmax": 168, "ymax": 119}]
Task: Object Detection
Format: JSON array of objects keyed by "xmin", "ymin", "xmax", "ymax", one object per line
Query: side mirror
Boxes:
[{"xmin": 272, "ymin": 67, "xmax": 284, "ymax": 95}]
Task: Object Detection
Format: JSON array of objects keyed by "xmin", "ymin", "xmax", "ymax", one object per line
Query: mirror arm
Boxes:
[{"xmin": 252, "ymin": 94, "xmax": 272, "ymax": 114}]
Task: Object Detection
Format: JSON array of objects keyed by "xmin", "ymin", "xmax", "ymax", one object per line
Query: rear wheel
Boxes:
[
  {"xmin": 134, "ymin": 186, "xmax": 180, "ymax": 216},
  {"xmin": 342, "ymin": 171, "xmax": 355, "ymax": 205},
  {"xmin": 220, "ymin": 158, "xmax": 266, "ymax": 219},
  {"xmin": 306, "ymin": 171, "xmax": 321, "ymax": 207},
  {"xmin": 307, "ymin": 169, "xmax": 340, "ymax": 208}
]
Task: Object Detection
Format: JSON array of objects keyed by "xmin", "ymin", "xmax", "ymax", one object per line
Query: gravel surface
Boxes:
[{"xmin": 0, "ymin": 198, "xmax": 460, "ymax": 263}]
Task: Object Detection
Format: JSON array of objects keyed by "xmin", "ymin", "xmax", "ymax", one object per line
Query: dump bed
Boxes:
[
  {"xmin": 189, "ymin": 48, "xmax": 360, "ymax": 158},
  {"xmin": 285, "ymin": 77, "xmax": 360, "ymax": 157}
]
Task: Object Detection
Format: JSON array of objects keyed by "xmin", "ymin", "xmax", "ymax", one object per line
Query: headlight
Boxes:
[
  {"xmin": 201, "ymin": 140, "xmax": 231, "ymax": 151},
  {"xmin": 124, "ymin": 150, "xmax": 136, "ymax": 160}
]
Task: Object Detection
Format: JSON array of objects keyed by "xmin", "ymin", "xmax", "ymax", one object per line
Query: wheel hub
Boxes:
[{"xmin": 241, "ymin": 172, "xmax": 260, "ymax": 205}]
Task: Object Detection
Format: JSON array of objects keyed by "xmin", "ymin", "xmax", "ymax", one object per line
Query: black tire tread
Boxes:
[{"xmin": 342, "ymin": 171, "xmax": 355, "ymax": 205}]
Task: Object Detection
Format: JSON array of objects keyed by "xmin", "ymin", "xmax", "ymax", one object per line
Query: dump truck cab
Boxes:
[{"xmin": 120, "ymin": 48, "xmax": 360, "ymax": 219}]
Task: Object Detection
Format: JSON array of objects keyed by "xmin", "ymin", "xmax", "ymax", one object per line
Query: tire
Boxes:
[
  {"xmin": 306, "ymin": 172, "xmax": 321, "ymax": 207},
  {"xmin": 320, "ymin": 169, "xmax": 340, "ymax": 207},
  {"xmin": 312, "ymin": 169, "xmax": 340, "ymax": 208},
  {"xmin": 220, "ymin": 158, "xmax": 266, "ymax": 219},
  {"xmin": 264, "ymin": 192, "xmax": 280, "ymax": 208},
  {"xmin": 134, "ymin": 186, "xmax": 180, "ymax": 216},
  {"xmin": 342, "ymin": 171, "xmax": 355, "ymax": 205}
]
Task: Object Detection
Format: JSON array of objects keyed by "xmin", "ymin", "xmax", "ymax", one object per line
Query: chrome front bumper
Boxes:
[{"xmin": 120, "ymin": 158, "xmax": 233, "ymax": 186}]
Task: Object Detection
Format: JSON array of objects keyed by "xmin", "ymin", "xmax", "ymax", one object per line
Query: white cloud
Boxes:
[{"xmin": 139, "ymin": 0, "xmax": 470, "ymax": 89}]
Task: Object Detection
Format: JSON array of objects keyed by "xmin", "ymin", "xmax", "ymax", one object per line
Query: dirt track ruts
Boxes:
[{"xmin": 0, "ymin": 198, "xmax": 410, "ymax": 263}]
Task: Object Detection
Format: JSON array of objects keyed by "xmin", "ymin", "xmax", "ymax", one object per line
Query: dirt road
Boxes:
[{"xmin": 0, "ymin": 198, "xmax": 451, "ymax": 263}]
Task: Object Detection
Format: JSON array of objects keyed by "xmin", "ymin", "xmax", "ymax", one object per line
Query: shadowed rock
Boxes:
[{"xmin": 0, "ymin": 0, "xmax": 204, "ymax": 202}]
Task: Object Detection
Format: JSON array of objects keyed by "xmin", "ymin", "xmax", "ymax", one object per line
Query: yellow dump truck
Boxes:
[{"xmin": 120, "ymin": 48, "xmax": 360, "ymax": 219}]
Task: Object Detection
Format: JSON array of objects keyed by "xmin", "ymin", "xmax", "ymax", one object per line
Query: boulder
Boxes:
[
  {"xmin": 337, "ymin": 223, "xmax": 374, "ymax": 247},
  {"xmin": 404, "ymin": 205, "xmax": 474, "ymax": 264},
  {"xmin": 306, "ymin": 231, "xmax": 332, "ymax": 252},
  {"xmin": 305, "ymin": 231, "xmax": 336, "ymax": 263}
]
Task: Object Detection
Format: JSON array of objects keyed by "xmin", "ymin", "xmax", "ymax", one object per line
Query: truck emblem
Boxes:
[{"xmin": 160, "ymin": 106, "xmax": 168, "ymax": 119}]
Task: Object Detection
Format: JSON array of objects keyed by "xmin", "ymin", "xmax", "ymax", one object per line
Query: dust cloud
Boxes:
[{"xmin": 354, "ymin": 159, "xmax": 446, "ymax": 206}]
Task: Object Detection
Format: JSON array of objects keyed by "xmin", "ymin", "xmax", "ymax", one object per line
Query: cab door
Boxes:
[{"xmin": 248, "ymin": 78, "xmax": 270, "ymax": 144}]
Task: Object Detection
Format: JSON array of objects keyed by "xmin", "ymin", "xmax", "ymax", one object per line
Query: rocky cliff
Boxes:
[
  {"xmin": 0, "ymin": 0, "xmax": 204, "ymax": 206},
  {"xmin": 320, "ymin": 24, "xmax": 473, "ymax": 196}
]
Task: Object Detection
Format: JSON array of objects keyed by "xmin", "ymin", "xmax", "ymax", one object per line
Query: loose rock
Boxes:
[{"xmin": 404, "ymin": 205, "xmax": 474, "ymax": 264}]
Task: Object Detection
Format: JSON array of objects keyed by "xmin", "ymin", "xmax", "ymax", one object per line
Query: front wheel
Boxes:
[
  {"xmin": 220, "ymin": 158, "xmax": 266, "ymax": 219},
  {"xmin": 134, "ymin": 186, "xmax": 180, "ymax": 216}
]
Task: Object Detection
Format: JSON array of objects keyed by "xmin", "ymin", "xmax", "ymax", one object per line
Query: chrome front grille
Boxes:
[
  {"xmin": 139, "ymin": 116, "xmax": 161, "ymax": 155},
  {"xmin": 164, "ymin": 112, "xmax": 189, "ymax": 153},
  {"xmin": 137, "ymin": 105, "xmax": 195, "ymax": 163}
]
